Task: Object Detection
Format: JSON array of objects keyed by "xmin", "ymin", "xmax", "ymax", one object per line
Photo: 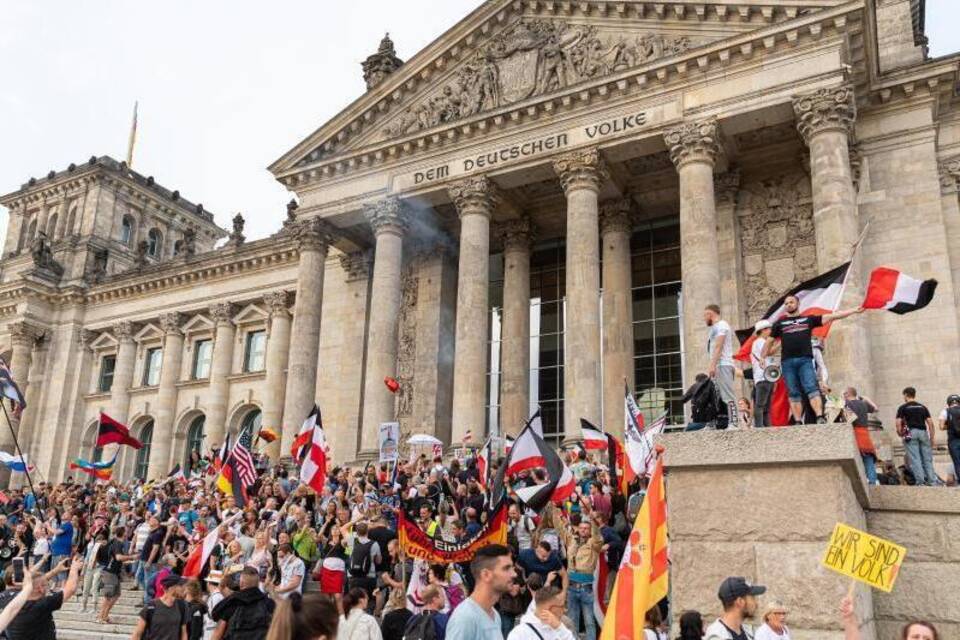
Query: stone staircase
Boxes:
[{"xmin": 54, "ymin": 584, "xmax": 144, "ymax": 640}]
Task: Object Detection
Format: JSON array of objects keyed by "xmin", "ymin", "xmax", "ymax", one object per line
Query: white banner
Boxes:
[{"xmin": 378, "ymin": 421, "xmax": 400, "ymax": 463}]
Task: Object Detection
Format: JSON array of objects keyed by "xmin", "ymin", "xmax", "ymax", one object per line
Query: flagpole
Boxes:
[
  {"xmin": 836, "ymin": 222, "xmax": 872, "ymax": 309},
  {"xmin": 0, "ymin": 401, "xmax": 39, "ymax": 514}
]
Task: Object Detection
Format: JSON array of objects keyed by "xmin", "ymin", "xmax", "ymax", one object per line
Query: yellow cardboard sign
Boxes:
[{"xmin": 821, "ymin": 523, "xmax": 906, "ymax": 592}]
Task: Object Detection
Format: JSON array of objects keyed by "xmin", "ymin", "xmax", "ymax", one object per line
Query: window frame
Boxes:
[
  {"xmin": 142, "ymin": 347, "xmax": 163, "ymax": 386},
  {"xmin": 243, "ymin": 330, "xmax": 267, "ymax": 373},
  {"xmin": 192, "ymin": 338, "xmax": 213, "ymax": 380},
  {"xmin": 98, "ymin": 354, "xmax": 117, "ymax": 393}
]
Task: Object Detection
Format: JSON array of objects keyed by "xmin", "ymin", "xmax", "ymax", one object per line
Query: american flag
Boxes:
[{"xmin": 232, "ymin": 427, "xmax": 258, "ymax": 487}]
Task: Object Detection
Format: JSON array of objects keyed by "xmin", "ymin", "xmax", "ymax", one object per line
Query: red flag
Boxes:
[
  {"xmin": 183, "ymin": 512, "xmax": 242, "ymax": 577},
  {"xmin": 96, "ymin": 412, "xmax": 142, "ymax": 449},
  {"xmin": 299, "ymin": 418, "xmax": 328, "ymax": 493},
  {"xmin": 862, "ymin": 267, "xmax": 937, "ymax": 314}
]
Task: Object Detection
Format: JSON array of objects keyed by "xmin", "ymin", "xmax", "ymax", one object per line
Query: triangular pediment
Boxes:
[
  {"xmin": 233, "ymin": 304, "xmax": 267, "ymax": 325},
  {"xmin": 134, "ymin": 323, "xmax": 163, "ymax": 342},
  {"xmin": 182, "ymin": 314, "xmax": 213, "ymax": 335},
  {"xmin": 270, "ymin": 0, "xmax": 849, "ymax": 177},
  {"xmin": 89, "ymin": 332, "xmax": 118, "ymax": 352}
]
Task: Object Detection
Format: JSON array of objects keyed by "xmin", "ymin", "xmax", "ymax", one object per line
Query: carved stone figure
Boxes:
[
  {"xmin": 89, "ymin": 247, "xmax": 109, "ymax": 281},
  {"xmin": 30, "ymin": 232, "xmax": 64, "ymax": 278},
  {"xmin": 362, "ymin": 33, "xmax": 404, "ymax": 90},
  {"xmin": 181, "ymin": 229, "xmax": 197, "ymax": 256},
  {"xmin": 134, "ymin": 239, "xmax": 150, "ymax": 268},
  {"xmin": 395, "ymin": 258, "xmax": 420, "ymax": 423},
  {"xmin": 382, "ymin": 20, "xmax": 697, "ymax": 138},
  {"xmin": 229, "ymin": 213, "xmax": 246, "ymax": 247}
]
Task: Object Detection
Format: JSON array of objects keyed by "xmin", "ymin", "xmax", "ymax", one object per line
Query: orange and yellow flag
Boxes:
[{"xmin": 600, "ymin": 448, "xmax": 669, "ymax": 640}]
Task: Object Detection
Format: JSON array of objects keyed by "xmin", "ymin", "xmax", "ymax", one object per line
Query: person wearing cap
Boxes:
[
  {"xmin": 203, "ymin": 570, "xmax": 225, "ymax": 640},
  {"xmin": 132, "ymin": 573, "xmax": 190, "ymax": 640},
  {"xmin": 750, "ymin": 320, "xmax": 777, "ymax": 428},
  {"xmin": 704, "ymin": 577, "xmax": 766, "ymax": 640},
  {"xmin": 755, "ymin": 602, "xmax": 790, "ymax": 640},
  {"xmin": 938, "ymin": 394, "xmax": 960, "ymax": 484}
]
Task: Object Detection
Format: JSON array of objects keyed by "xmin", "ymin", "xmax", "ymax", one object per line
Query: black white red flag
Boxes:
[
  {"xmin": 298, "ymin": 415, "xmax": 327, "ymax": 493},
  {"xmin": 291, "ymin": 404, "xmax": 320, "ymax": 460},
  {"xmin": 579, "ymin": 419, "xmax": 607, "ymax": 451},
  {"xmin": 862, "ymin": 267, "xmax": 937, "ymax": 314},
  {"xmin": 503, "ymin": 421, "xmax": 575, "ymax": 511}
]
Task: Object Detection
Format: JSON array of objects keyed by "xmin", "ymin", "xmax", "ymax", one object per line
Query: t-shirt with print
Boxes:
[
  {"xmin": 770, "ymin": 315, "xmax": 822, "ymax": 360},
  {"xmin": 707, "ymin": 319, "xmax": 735, "ymax": 367},
  {"xmin": 896, "ymin": 401, "xmax": 931, "ymax": 431}
]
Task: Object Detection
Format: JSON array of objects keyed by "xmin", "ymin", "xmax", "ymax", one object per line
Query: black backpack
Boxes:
[
  {"xmin": 349, "ymin": 539, "xmax": 374, "ymax": 577},
  {"xmin": 946, "ymin": 406, "xmax": 960, "ymax": 439},
  {"xmin": 403, "ymin": 612, "xmax": 438, "ymax": 640},
  {"xmin": 226, "ymin": 596, "xmax": 274, "ymax": 640}
]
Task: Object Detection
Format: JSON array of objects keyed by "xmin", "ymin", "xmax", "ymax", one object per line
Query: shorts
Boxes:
[
  {"xmin": 100, "ymin": 572, "xmax": 121, "ymax": 598},
  {"xmin": 781, "ymin": 357, "xmax": 820, "ymax": 401}
]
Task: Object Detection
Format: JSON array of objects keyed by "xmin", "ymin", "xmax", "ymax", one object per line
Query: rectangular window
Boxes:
[
  {"xmin": 244, "ymin": 330, "xmax": 266, "ymax": 372},
  {"xmin": 143, "ymin": 347, "xmax": 163, "ymax": 386},
  {"xmin": 98, "ymin": 355, "xmax": 116, "ymax": 393},
  {"xmin": 192, "ymin": 339, "xmax": 213, "ymax": 379}
]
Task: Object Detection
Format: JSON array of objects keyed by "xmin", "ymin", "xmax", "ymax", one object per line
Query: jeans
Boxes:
[
  {"xmin": 133, "ymin": 559, "xmax": 144, "ymax": 586},
  {"xmin": 142, "ymin": 564, "xmax": 159, "ymax": 605},
  {"xmin": 566, "ymin": 583, "xmax": 596, "ymax": 640},
  {"xmin": 861, "ymin": 453, "xmax": 878, "ymax": 486},
  {"xmin": 685, "ymin": 422, "xmax": 708, "ymax": 432},
  {"xmin": 949, "ymin": 439, "xmax": 960, "ymax": 486},
  {"xmin": 753, "ymin": 381, "xmax": 774, "ymax": 427},
  {"xmin": 781, "ymin": 357, "xmax": 819, "ymax": 402},
  {"xmin": 50, "ymin": 554, "xmax": 69, "ymax": 585},
  {"xmin": 905, "ymin": 429, "xmax": 939, "ymax": 486}
]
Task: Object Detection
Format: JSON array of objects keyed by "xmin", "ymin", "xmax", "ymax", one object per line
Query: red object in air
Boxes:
[{"xmin": 384, "ymin": 376, "xmax": 400, "ymax": 393}]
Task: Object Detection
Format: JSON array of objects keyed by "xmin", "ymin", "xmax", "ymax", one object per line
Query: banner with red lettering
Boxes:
[{"xmin": 398, "ymin": 500, "xmax": 509, "ymax": 564}]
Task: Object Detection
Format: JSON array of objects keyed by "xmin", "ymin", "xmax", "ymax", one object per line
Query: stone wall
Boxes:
[{"xmin": 661, "ymin": 428, "xmax": 960, "ymax": 640}]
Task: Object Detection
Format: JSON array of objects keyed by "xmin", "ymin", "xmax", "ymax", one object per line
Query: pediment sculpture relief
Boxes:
[{"xmin": 382, "ymin": 20, "xmax": 696, "ymax": 139}]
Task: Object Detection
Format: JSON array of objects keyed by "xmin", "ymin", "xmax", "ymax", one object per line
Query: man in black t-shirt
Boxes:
[
  {"xmin": 5, "ymin": 555, "xmax": 82, "ymax": 640},
  {"xmin": 896, "ymin": 387, "xmax": 939, "ymax": 486},
  {"xmin": 763, "ymin": 294, "xmax": 863, "ymax": 424},
  {"xmin": 941, "ymin": 394, "xmax": 960, "ymax": 484}
]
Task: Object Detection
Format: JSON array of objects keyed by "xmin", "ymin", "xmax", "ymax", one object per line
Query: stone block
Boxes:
[
  {"xmin": 873, "ymin": 562, "xmax": 960, "ymax": 622},
  {"xmin": 669, "ymin": 541, "xmax": 756, "ymax": 620},
  {"xmin": 866, "ymin": 512, "xmax": 946, "ymax": 563}
]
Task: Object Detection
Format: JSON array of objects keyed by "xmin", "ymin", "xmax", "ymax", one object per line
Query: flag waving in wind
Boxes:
[
  {"xmin": 579, "ymin": 419, "xmax": 608, "ymax": 451},
  {"xmin": 96, "ymin": 412, "xmax": 143, "ymax": 449},
  {"xmin": 183, "ymin": 511, "xmax": 243, "ymax": 578},
  {"xmin": 503, "ymin": 421, "xmax": 575, "ymax": 511},
  {"xmin": 291, "ymin": 404, "xmax": 320, "ymax": 460},
  {"xmin": 0, "ymin": 358, "xmax": 26, "ymax": 417},
  {"xmin": 862, "ymin": 267, "xmax": 937, "ymax": 314},
  {"xmin": 298, "ymin": 409, "xmax": 328, "ymax": 494}
]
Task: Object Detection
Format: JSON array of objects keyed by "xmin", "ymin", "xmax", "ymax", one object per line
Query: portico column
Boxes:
[
  {"xmin": 280, "ymin": 220, "xmax": 331, "ymax": 459},
  {"xmin": 665, "ymin": 119, "xmax": 723, "ymax": 385},
  {"xmin": 554, "ymin": 148, "xmax": 607, "ymax": 441},
  {"xmin": 499, "ymin": 218, "xmax": 533, "ymax": 436},
  {"xmin": 359, "ymin": 199, "xmax": 408, "ymax": 457},
  {"xmin": 264, "ymin": 292, "xmax": 292, "ymax": 460},
  {"xmin": 101, "ymin": 321, "xmax": 137, "ymax": 470},
  {"xmin": 600, "ymin": 198, "xmax": 635, "ymax": 436},
  {"xmin": 794, "ymin": 85, "xmax": 871, "ymax": 392},
  {"xmin": 148, "ymin": 312, "xmax": 184, "ymax": 480},
  {"xmin": 205, "ymin": 303, "xmax": 236, "ymax": 453},
  {"xmin": 0, "ymin": 323, "xmax": 37, "ymax": 487}
]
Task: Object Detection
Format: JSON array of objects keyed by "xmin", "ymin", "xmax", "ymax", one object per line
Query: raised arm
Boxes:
[{"xmin": 822, "ymin": 306, "xmax": 864, "ymax": 324}]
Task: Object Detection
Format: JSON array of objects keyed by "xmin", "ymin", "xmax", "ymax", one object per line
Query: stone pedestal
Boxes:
[
  {"xmin": 794, "ymin": 86, "xmax": 872, "ymax": 397},
  {"xmin": 264, "ymin": 292, "xmax": 291, "ymax": 459},
  {"xmin": 499, "ymin": 218, "xmax": 532, "ymax": 436},
  {"xmin": 600, "ymin": 199, "xmax": 634, "ymax": 435},
  {"xmin": 205, "ymin": 304, "xmax": 236, "ymax": 453},
  {"xmin": 148, "ymin": 313, "xmax": 184, "ymax": 480},
  {"xmin": 449, "ymin": 177, "xmax": 497, "ymax": 446},
  {"xmin": 280, "ymin": 221, "xmax": 330, "ymax": 459},
  {"xmin": 665, "ymin": 120, "xmax": 722, "ymax": 385},
  {"xmin": 359, "ymin": 199, "xmax": 408, "ymax": 457},
  {"xmin": 554, "ymin": 149, "xmax": 606, "ymax": 440}
]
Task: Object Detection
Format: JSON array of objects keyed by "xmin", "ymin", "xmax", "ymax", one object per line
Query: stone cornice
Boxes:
[{"xmin": 273, "ymin": 2, "xmax": 863, "ymax": 190}]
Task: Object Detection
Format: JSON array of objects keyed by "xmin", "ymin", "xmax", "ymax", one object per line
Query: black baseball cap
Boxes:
[
  {"xmin": 718, "ymin": 577, "xmax": 766, "ymax": 601},
  {"xmin": 160, "ymin": 574, "xmax": 187, "ymax": 589}
]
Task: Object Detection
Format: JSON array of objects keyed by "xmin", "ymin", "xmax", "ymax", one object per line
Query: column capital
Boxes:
[
  {"xmin": 715, "ymin": 169, "xmax": 741, "ymax": 208},
  {"xmin": 664, "ymin": 119, "xmax": 722, "ymax": 169},
  {"xmin": 938, "ymin": 157, "xmax": 960, "ymax": 195},
  {"xmin": 553, "ymin": 148, "xmax": 608, "ymax": 195},
  {"xmin": 8, "ymin": 321, "xmax": 42, "ymax": 347},
  {"xmin": 263, "ymin": 291, "xmax": 290, "ymax": 317},
  {"xmin": 113, "ymin": 320, "xmax": 137, "ymax": 343},
  {"xmin": 338, "ymin": 250, "xmax": 372, "ymax": 282},
  {"xmin": 78, "ymin": 328, "xmax": 97, "ymax": 352},
  {"xmin": 499, "ymin": 217, "xmax": 535, "ymax": 253},
  {"xmin": 294, "ymin": 217, "xmax": 334, "ymax": 253},
  {"xmin": 159, "ymin": 312, "xmax": 184, "ymax": 337},
  {"xmin": 364, "ymin": 198, "xmax": 409, "ymax": 238},
  {"xmin": 208, "ymin": 302, "xmax": 236, "ymax": 325},
  {"xmin": 448, "ymin": 176, "xmax": 501, "ymax": 219},
  {"xmin": 599, "ymin": 198, "xmax": 634, "ymax": 235},
  {"xmin": 793, "ymin": 85, "xmax": 856, "ymax": 143}
]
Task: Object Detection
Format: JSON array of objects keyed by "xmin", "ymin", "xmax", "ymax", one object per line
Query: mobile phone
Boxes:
[
  {"xmin": 258, "ymin": 565, "xmax": 267, "ymax": 581},
  {"xmin": 12, "ymin": 557, "xmax": 23, "ymax": 583}
]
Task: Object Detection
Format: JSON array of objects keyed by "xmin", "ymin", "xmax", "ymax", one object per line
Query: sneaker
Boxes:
[{"xmin": 816, "ymin": 415, "xmax": 828, "ymax": 424}]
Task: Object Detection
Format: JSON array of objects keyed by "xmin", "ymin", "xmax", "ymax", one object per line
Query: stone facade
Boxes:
[{"xmin": 0, "ymin": 0, "xmax": 958, "ymax": 486}]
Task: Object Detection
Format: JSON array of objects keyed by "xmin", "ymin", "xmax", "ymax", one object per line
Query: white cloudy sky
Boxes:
[{"xmin": 1, "ymin": 1, "xmax": 958, "ymax": 243}]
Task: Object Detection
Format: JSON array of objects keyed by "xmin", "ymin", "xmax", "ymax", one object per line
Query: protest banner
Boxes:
[
  {"xmin": 821, "ymin": 522, "xmax": 906, "ymax": 592},
  {"xmin": 378, "ymin": 421, "xmax": 400, "ymax": 463}
]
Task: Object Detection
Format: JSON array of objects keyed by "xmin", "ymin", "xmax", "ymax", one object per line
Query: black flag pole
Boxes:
[{"xmin": 0, "ymin": 400, "xmax": 40, "ymax": 515}]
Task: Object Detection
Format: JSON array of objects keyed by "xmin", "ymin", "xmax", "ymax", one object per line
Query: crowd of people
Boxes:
[{"xmin": 0, "ymin": 441, "xmax": 941, "ymax": 640}]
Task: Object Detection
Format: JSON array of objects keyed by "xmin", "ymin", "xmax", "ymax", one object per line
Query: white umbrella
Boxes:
[{"xmin": 407, "ymin": 433, "xmax": 443, "ymax": 446}]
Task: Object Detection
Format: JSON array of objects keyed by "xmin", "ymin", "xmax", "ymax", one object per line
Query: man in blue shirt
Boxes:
[
  {"xmin": 446, "ymin": 544, "xmax": 515, "ymax": 640},
  {"xmin": 49, "ymin": 516, "xmax": 73, "ymax": 587},
  {"xmin": 517, "ymin": 541, "xmax": 563, "ymax": 583}
]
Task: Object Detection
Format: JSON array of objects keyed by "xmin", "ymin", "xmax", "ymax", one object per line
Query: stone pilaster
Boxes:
[
  {"xmin": 554, "ymin": 148, "xmax": 607, "ymax": 440},
  {"xmin": 939, "ymin": 159, "xmax": 960, "ymax": 328},
  {"xmin": 715, "ymin": 170, "xmax": 744, "ymax": 327},
  {"xmin": 205, "ymin": 303, "xmax": 236, "ymax": 453},
  {"xmin": 665, "ymin": 119, "xmax": 723, "ymax": 385},
  {"xmin": 1, "ymin": 322, "xmax": 41, "ymax": 482},
  {"xmin": 793, "ymin": 85, "xmax": 871, "ymax": 394},
  {"xmin": 146, "ymin": 312, "xmax": 184, "ymax": 479},
  {"xmin": 97, "ymin": 321, "xmax": 137, "ymax": 466},
  {"xmin": 263, "ymin": 292, "xmax": 292, "ymax": 459},
  {"xmin": 497, "ymin": 217, "xmax": 532, "ymax": 436},
  {"xmin": 359, "ymin": 199, "xmax": 409, "ymax": 457},
  {"xmin": 600, "ymin": 198, "xmax": 634, "ymax": 435},
  {"xmin": 448, "ymin": 177, "xmax": 499, "ymax": 445},
  {"xmin": 280, "ymin": 219, "xmax": 331, "ymax": 459}
]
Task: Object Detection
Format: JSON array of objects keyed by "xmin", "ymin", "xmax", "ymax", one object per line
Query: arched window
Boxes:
[
  {"xmin": 147, "ymin": 228, "xmax": 162, "ymax": 257},
  {"xmin": 66, "ymin": 206, "xmax": 77, "ymax": 237},
  {"xmin": 120, "ymin": 215, "xmax": 134, "ymax": 245},
  {"xmin": 172, "ymin": 240, "xmax": 183, "ymax": 256},
  {"xmin": 46, "ymin": 213, "xmax": 58, "ymax": 238},
  {"xmin": 239, "ymin": 409, "xmax": 262, "ymax": 439},
  {"xmin": 26, "ymin": 219, "xmax": 37, "ymax": 241},
  {"xmin": 185, "ymin": 415, "xmax": 205, "ymax": 473},
  {"xmin": 135, "ymin": 420, "xmax": 154, "ymax": 480}
]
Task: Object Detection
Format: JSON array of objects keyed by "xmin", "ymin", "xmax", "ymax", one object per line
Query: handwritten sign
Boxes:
[{"xmin": 821, "ymin": 523, "xmax": 906, "ymax": 592}]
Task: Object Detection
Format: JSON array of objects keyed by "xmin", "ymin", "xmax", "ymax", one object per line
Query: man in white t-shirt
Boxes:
[
  {"xmin": 704, "ymin": 304, "xmax": 737, "ymax": 429},
  {"xmin": 750, "ymin": 320, "xmax": 778, "ymax": 428},
  {"xmin": 271, "ymin": 543, "xmax": 305, "ymax": 599}
]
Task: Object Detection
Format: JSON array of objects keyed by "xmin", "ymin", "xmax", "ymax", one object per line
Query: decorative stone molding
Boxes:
[
  {"xmin": 793, "ymin": 85, "xmax": 856, "ymax": 143},
  {"xmin": 664, "ymin": 119, "xmax": 722, "ymax": 169},
  {"xmin": 599, "ymin": 198, "xmax": 634, "ymax": 235},
  {"xmin": 159, "ymin": 312, "xmax": 184, "ymax": 336},
  {"xmin": 338, "ymin": 251, "xmax": 372, "ymax": 283},
  {"xmin": 363, "ymin": 33, "xmax": 403, "ymax": 91},
  {"xmin": 448, "ymin": 176, "xmax": 501, "ymax": 219},
  {"xmin": 499, "ymin": 217, "xmax": 534, "ymax": 253},
  {"xmin": 208, "ymin": 302, "xmax": 236, "ymax": 325},
  {"xmin": 364, "ymin": 198, "xmax": 409, "ymax": 238},
  {"xmin": 553, "ymin": 148, "xmax": 608, "ymax": 195},
  {"xmin": 939, "ymin": 158, "xmax": 960, "ymax": 195},
  {"xmin": 8, "ymin": 321, "xmax": 43, "ymax": 347},
  {"xmin": 78, "ymin": 329, "xmax": 97, "ymax": 352},
  {"xmin": 294, "ymin": 217, "xmax": 333, "ymax": 253},
  {"xmin": 715, "ymin": 170, "xmax": 741, "ymax": 208},
  {"xmin": 263, "ymin": 291, "xmax": 290, "ymax": 317},
  {"xmin": 113, "ymin": 320, "xmax": 136, "ymax": 342},
  {"xmin": 849, "ymin": 145, "xmax": 863, "ymax": 193}
]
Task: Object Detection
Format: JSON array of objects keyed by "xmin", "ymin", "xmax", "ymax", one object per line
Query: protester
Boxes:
[
  {"xmin": 339, "ymin": 588, "xmax": 382, "ymax": 640},
  {"xmin": 403, "ymin": 584, "xmax": 448, "ymax": 640},
  {"xmin": 273, "ymin": 543, "xmax": 306, "ymax": 600},
  {"xmin": 446, "ymin": 544, "xmax": 515, "ymax": 640},
  {"xmin": 5, "ymin": 556, "xmax": 82, "ymax": 640},
  {"xmin": 840, "ymin": 596, "xmax": 939, "ymax": 640},
  {"xmin": 682, "ymin": 373, "xmax": 720, "ymax": 431},
  {"xmin": 506, "ymin": 583, "xmax": 573, "ymax": 640},
  {"xmin": 211, "ymin": 566, "xmax": 275, "ymax": 640},
  {"xmin": 0, "ymin": 568, "xmax": 33, "ymax": 635},
  {"xmin": 559, "ymin": 497, "xmax": 603, "ymax": 640},
  {"xmin": 842, "ymin": 388, "xmax": 880, "ymax": 485},
  {"xmin": 704, "ymin": 577, "xmax": 765, "ymax": 640},
  {"xmin": 939, "ymin": 394, "xmax": 960, "ymax": 484},
  {"xmin": 755, "ymin": 602, "xmax": 790, "ymax": 640},
  {"xmin": 895, "ymin": 387, "xmax": 940, "ymax": 486},
  {"xmin": 750, "ymin": 320, "xmax": 777, "ymax": 427},
  {"xmin": 133, "ymin": 574, "xmax": 190, "ymax": 640},
  {"xmin": 264, "ymin": 592, "xmax": 339, "ymax": 640},
  {"xmin": 704, "ymin": 304, "xmax": 737, "ymax": 428},
  {"xmin": 677, "ymin": 610, "xmax": 705, "ymax": 640}
]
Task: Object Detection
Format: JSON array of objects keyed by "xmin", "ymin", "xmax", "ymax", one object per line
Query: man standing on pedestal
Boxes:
[{"xmin": 704, "ymin": 304, "xmax": 736, "ymax": 429}]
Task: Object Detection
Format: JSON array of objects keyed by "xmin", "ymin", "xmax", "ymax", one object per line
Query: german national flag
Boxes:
[
  {"xmin": 215, "ymin": 455, "xmax": 247, "ymax": 507},
  {"xmin": 96, "ymin": 412, "xmax": 142, "ymax": 449}
]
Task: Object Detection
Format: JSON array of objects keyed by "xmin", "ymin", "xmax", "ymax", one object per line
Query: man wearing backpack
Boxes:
[
  {"xmin": 211, "ymin": 566, "xmax": 275, "ymax": 640},
  {"xmin": 403, "ymin": 585, "xmax": 448, "ymax": 640},
  {"xmin": 940, "ymin": 394, "xmax": 960, "ymax": 484},
  {"xmin": 132, "ymin": 573, "xmax": 190, "ymax": 640},
  {"xmin": 347, "ymin": 521, "xmax": 381, "ymax": 607}
]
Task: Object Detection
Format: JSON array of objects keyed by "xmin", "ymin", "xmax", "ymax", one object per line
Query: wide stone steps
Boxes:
[{"xmin": 55, "ymin": 585, "xmax": 145, "ymax": 640}]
